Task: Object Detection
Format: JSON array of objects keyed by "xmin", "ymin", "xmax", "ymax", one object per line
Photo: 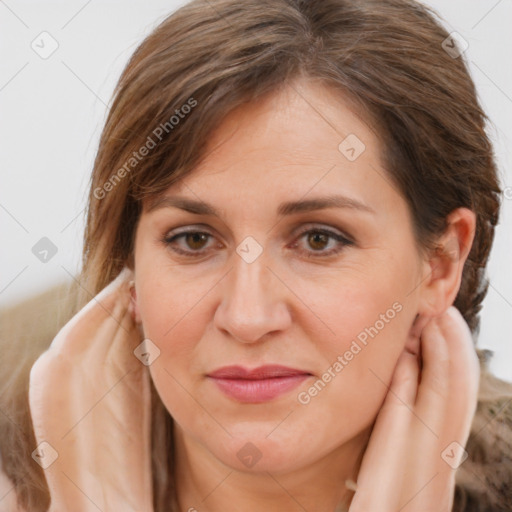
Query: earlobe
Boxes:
[{"xmin": 416, "ymin": 208, "xmax": 476, "ymax": 318}]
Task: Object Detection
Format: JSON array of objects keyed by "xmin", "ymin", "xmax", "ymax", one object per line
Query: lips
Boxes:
[
  {"xmin": 208, "ymin": 364, "xmax": 310, "ymax": 379},
  {"xmin": 207, "ymin": 365, "xmax": 312, "ymax": 403}
]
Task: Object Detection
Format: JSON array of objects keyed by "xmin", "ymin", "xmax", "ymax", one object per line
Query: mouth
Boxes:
[{"xmin": 206, "ymin": 365, "xmax": 313, "ymax": 403}]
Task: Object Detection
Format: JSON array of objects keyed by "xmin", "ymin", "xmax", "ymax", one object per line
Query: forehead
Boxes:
[
  {"xmin": 199, "ymin": 79, "xmax": 383, "ymax": 170},
  {"xmin": 145, "ymin": 78, "xmax": 402, "ymax": 219}
]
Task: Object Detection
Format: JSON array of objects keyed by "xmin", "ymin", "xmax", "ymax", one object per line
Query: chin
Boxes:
[
  {"xmin": 197, "ymin": 426, "xmax": 319, "ymax": 475},
  {"xmin": 217, "ymin": 439, "xmax": 301, "ymax": 473}
]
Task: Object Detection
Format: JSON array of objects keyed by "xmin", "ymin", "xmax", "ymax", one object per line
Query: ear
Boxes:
[
  {"xmin": 129, "ymin": 280, "xmax": 142, "ymax": 324},
  {"xmin": 417, "ymin": 208, "xmax": 476, "ymax": 318}
]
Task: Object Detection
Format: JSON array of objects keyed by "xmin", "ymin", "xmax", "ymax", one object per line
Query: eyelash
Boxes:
[{"xmin": 162, "ymin": 226, "xmax": 354, "ymax": 259}]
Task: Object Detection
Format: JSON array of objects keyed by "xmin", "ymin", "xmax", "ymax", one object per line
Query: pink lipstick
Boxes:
[{"xmin": 207, "ymin": 365, "xmax": 311, "ymax": 403}]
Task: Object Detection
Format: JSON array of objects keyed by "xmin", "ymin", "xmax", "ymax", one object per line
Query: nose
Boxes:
[{"xmin": 213, "ymin": 251, "xmax": 292, "ymax": 344}]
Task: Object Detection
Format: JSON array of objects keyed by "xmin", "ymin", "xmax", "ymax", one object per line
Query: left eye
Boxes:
[
  {"xmin": 163, "ymin": 228, "xmax": 353, "ymax": 258},
  {"xmin": 290, "ymin": 228, "xmax": 353, "ymax": 258}
]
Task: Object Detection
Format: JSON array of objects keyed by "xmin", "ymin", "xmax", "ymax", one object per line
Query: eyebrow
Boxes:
[{"xmin": 146, "ymin": 194, "xmax": 375, "ymax": 216}]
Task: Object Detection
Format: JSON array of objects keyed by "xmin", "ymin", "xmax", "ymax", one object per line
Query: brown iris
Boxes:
[
  {"xmin": 307, "ymin": 232, "xmax": 329, "ymax": 251},
  {"xmin": 185, "ymin": 232, "xmax": 209, "ymax": 250}
]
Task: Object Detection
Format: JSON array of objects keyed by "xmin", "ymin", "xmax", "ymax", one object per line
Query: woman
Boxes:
[{"xmin": 1, "ymin": 0, "xmax": 511, "ymax": 510}]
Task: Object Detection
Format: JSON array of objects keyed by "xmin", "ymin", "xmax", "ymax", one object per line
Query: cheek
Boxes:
[
  {"xmin": 289, "ymin": 261, "xmax": 416, "ymax": 360},
  {"xmin": 134, "ymin": 256, "xmax": 222, "ymax": 398},
  {"xmin": 134, "ymin": 232, "xmax": 217, "ymax": 338},
  {"xmin": 136, "ymin": 268, "xmax": 212, "ymax": 358},
  {"xmin": 136, "ymin": 268, "xmax": 215, "ymax": 431},
  {"xmin": 291, "ymin": 290, "xmax": 416, "ymax": 451},
  {"xmin": 289, "ymin": 263, "xmax": 417, "ymax": 421}
]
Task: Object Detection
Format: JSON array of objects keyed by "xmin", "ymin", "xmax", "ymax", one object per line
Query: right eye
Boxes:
[{"xmin": 163, "ymin": 230, "xmax": 218, "ymax": 257}]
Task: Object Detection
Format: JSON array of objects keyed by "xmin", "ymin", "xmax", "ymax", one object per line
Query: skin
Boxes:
[
  {"xmin": 27, "ymin": 78, "xmax": 479, "ymax": 512},
  {"xmin": 130, "ymin": 78, "xmax": 477, "ymax": 510}
]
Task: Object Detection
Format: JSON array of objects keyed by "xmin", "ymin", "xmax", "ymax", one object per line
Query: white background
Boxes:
[{"xmin": 1, "ymin": 0, "xmax": 511, "ymax": 382}]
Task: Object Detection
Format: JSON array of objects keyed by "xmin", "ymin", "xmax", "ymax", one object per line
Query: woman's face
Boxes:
[{"xmin": 133, "ymin": 79, "xmax": 426, "ymax": 472}]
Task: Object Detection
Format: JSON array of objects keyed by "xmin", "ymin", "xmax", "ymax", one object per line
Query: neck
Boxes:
[{"xmin": 173, "ymin": 424, "xmax": 371, "ymax": 512}]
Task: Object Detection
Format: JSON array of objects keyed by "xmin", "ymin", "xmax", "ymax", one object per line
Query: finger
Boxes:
[
  {"xmin": 408, "ymin": 313, "xmax": 430, "ymax": 345},
  {"xmin": 49, "ymin": 266, "xmax": 135, "ymax": 356},
  {"xmin": 29, "ymin": 266, "xmax": 140, "ymax": 441},
  {"xmin": 403, "ymin": 314, "xmax": 429, "ymax": 372},
  {"xmin": 433, "ymin": 307, "xmax": 480, "ymax": 436},
  {"xmin": 414, "ymin": 314, "xmax": 450, "ymax": 432},
  {"xmin": 438, "ymin": 307, "xmax": 480, "ymax": 399},
  {"xmin": 28, "ymin": 266, "xmax": 152, "ymax": 511},
  {"xmin": 388, "ymin": 348, "xmax": 421, "ymax": 408},
  {"xmin": 106, "ymin": 302, "xmax": 145, "ymax": 377},
  {"xmin": 352, "ymin": 350, "xmax": 420, "ymax": 509},
  {"xmin": 401, "ymin": 309, "xmax": 477, "ymax": 509}
]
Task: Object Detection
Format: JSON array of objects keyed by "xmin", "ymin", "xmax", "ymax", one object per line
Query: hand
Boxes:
[
  {"xmin": 348, "ymin": 307, "xmax": 480, "ymax": 512},
  {"xmin": 28, "ymin": 267, "xmax": 153, "ymax": 512}
]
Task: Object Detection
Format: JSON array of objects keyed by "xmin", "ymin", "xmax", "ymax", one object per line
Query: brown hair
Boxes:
[{"xmin": 1, "ymin": 0, "xmax": 511, "ymax": 510}]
